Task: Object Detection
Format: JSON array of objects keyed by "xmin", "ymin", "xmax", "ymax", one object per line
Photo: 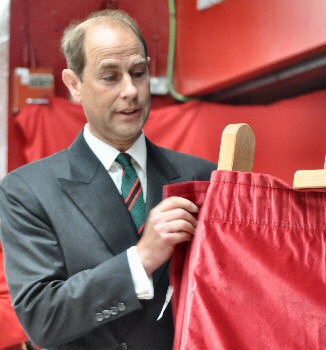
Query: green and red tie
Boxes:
[{"xmin": 116, "ymin": 153, "xmax": 146, "ymax": 235}]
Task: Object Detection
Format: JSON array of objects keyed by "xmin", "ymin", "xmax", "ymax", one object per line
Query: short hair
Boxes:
[{"xmin": 61, "ymin": 9, "xmax": 149, "ymax": 79}]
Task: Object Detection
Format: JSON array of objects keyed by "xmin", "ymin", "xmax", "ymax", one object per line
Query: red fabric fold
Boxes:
[
  {"xmin": 15, "ymin": 96, "xmax": 85, "ymax": 163},
  {"xmin": 0, "ymin": 244, "xmax": 28, "ymax": 348},
  {"xmin": 166, "ymin": 171, "xmax": 326, "ymax": 350}
]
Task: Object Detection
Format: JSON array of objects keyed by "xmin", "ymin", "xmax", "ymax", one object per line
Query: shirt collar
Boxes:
[{"xmin": 83, "ymin": 124, "xmax": 147, "ymax": 172}]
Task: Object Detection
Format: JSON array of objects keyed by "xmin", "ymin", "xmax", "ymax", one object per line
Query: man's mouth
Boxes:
[
  {"xmin": 118, "ymin": 108, "xmax": 141, "ymax": 116},
  {"xmin": 122, "ymin": 109, "xmax": 138, "ymax": 114}
]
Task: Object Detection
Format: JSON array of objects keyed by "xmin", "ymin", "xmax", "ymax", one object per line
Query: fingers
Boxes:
[
  {"xmin": 154, "ymin": 196, "xmax": 198, "ymax": 214},
  {"xmin": 149, "ymin": 196, "xmax": 199, "ymax": 234},
  {"xmin": 149, "ymin": 196, "xmax": 198, "ymax": 230},
  {"xmin": 137, "ymin": 196, "xmax": 199, "ymax": 275},
  {"xmin": 154, "ymin": 217, "xmax": 196, "ymax": 237},
  {"xmin": 153, "ymin": 207, "xmax": 198, "ymax": 231}
]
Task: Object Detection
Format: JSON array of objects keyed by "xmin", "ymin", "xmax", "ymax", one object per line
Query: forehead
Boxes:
[{"xmin": 83, "ymin": 21, "xmax": 145, "ymax": 63}]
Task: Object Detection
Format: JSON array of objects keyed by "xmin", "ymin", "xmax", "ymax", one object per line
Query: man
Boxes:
[{"xmin": 0, "ymin": 10, "xmax": 216, "ymax": 349}]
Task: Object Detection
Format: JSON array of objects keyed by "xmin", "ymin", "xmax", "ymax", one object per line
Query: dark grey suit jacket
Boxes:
[{"xmin": 0, "ymin": 133, "xmax": 216, "ymax": 350}]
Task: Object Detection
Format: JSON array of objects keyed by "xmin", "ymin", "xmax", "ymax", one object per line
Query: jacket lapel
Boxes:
[
  {"xmin": 145, "ymin": 139, "xmax": 181, "ymax": 214},
  {"xmin": 58, "ymin": 133, "xmax": 139, "ymax": 255}
]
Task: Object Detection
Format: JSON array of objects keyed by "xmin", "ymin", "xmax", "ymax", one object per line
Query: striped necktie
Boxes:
[{"xmin": 116, "ymin": 153, "xmax": 146, "ymax": 235}]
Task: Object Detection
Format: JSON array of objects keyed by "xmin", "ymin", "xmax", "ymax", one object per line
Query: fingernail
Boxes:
[{"xmin": 192, "ymin": 204, "xmax": 199, "ymax": 212}]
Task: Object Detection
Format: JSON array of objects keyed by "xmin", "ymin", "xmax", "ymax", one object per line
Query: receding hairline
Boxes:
[
  {"xmin": 83, "ymin": 18, "xmax": 136, "ymax": 39},
  {"xmin": 61, "ymin": 11, "xmax": 149, "ymax": 78},
  {"xmin": 79, "ymin": 16, "xmax": 147, "ymax": 54}
]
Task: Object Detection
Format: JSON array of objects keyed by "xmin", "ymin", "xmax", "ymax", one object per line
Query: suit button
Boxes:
[
  {"xmin": 102, "ymin": 309, "xmax": 111, "ymax": 318},
  {"xmin": 118, "ymin": 303, "xmax": 127, "ymax": 312},
  {"xmin": 95, "ymin": 313, "xmax": 104, "ymax": 322},
  {"xmin": 110, "ymin": 306, "xmax": 119, "ymax": 315},
  {"xmin": 116, "ymin": 342, "xmax": 127, "ymax": 350}
]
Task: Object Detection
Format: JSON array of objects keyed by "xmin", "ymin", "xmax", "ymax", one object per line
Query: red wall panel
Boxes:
[
  {"xmin": 174, "ymin": 0, "xmax": 326, "ymax": 96},
  {"xmin": 9, "ymin": 0, "xmax": 170, "ymax": 101}
]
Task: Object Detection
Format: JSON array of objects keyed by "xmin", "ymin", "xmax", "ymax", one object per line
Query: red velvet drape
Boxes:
[{"xmin": 165, "ymin": 171, "xmax": 326, "ymax": 350}]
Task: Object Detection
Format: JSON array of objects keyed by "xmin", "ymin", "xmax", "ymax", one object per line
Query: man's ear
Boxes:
[{"xmin": 62, "ymin": 69, "xmax": 82, "ymax": 103}]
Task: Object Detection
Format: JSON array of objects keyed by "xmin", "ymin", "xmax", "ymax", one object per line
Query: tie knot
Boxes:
[{"xmin": 116, "ymin": 153, "xmax": 132, "ymax": 168}]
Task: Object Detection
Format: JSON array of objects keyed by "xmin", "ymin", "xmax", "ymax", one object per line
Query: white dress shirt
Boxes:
[{"xmin": 83, "ymin": 124, "xmax": 153, "ymax": 299}]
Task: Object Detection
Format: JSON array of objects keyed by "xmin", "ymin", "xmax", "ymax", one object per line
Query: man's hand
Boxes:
[{"xmin": 136, "ymin": 196, "xmax": 198, "ymax": 276}]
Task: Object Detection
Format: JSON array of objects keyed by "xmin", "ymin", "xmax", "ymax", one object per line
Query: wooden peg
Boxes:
[
  {"xmin": 218, "ymin": 123, "xmax": 256, "ymax": 172},
  {"xmin": 293, "ymin": 168, "xmax": 326, "ymax": 189}
]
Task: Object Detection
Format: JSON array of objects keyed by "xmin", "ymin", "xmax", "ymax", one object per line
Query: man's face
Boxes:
[{"xmin": 75, "ymin": 22, "xmax": 151, "ymax": 151}]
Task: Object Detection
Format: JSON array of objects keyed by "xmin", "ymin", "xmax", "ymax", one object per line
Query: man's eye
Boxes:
[
  {"xmin": 103, "ymin": 75, "xmax": 117, "ymax": 82},
  {"xmin": 132, "ymin": 70, "xmax": 146, "ymax": 78}
]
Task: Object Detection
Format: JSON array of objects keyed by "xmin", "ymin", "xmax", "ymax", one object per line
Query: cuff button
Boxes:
[{"xmin": 95, "ymin": 312, "xmax": 104, "ymax": 322}]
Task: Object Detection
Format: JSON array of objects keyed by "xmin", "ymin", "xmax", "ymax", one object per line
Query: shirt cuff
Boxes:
[{"xmin": 127, "ymin": 246, "xmax": 154, "ymax": 300}]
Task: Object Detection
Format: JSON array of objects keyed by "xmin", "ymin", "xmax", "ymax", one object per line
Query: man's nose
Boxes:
[{"xmin": 120, "ymin": 75, "xmax": 137, "ymax": 98}]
